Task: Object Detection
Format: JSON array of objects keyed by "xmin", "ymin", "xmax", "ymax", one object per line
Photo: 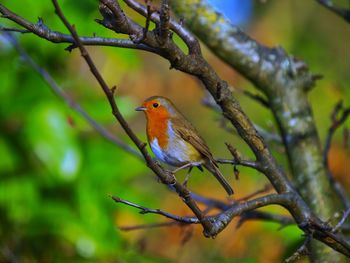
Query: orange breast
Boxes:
[{"xmin": 146, "ymin": 109, "xmax": 170, "ymax": 149}]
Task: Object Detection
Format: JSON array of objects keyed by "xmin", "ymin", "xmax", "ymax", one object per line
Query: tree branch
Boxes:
[
  {"xmin": 236, "ymin": 210, "xmax": 294, "ymax": 229},
  {"xmin": 50, "ymin": 0, "xmax": 214, "ymax": 235},
  {"xmin": 158, "ymin": 0, "xmax": 171, "ymax": 46},
  {"xmin": 3, "ymin": 31, "xmax": 142, "ymax": 160},
  {"xmin": 0, "ymin": 4, "xmax": 157, "ymax": 53},
  {"xmin": 323, "ymin": 101, "xmax": 350, "ymax": 209},
  {"xmin": 333, "ymin": 208, "xmax": 350, "ymax": 233},
  {"xmin": 122, "ymin": 0, "xmax": 201, "ymax": 54},
  {"xmin": 119, "ymin": 221, "xmax": 180, "ymax": 231},
  {"xmin": 170, "ymin": 1, "xmax": 347, "ymax": 260},
  {"xmin": 111, "ymin": 195, "xmax": 200, "ymax": 224},
  {"xmin": 317, "ymin": 0, "xmax": 350, "ymax": 23},
  {"xmin": 2, "ymin": 0, "xmax": 350, "ymax": 258},
  {"xmin": 285, "ymin": 234, "xmax": 312, "ymax": 263}
]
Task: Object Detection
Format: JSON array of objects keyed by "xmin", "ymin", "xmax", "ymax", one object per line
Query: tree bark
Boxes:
[{"xmin": 170, "ymin": 1, "xmax": 346, "ymax": 262}]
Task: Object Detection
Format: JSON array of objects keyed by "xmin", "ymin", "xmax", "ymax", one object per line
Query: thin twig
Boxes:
[
  {"xmin": 255, "ymin": 124, "xmax": 282, "ymax": 144},
  {"xmin": 219, "ymin": 143, "xmax": 262, "ymax": 170},
  {"xmin": 317, "ymin": 0, "xmax": 350, "ymax": 23},
  {"xmin": 111, "ymin": 196, "xmax": 199, "ymax": 224},
  {"xmin": 243, "ymin": 90, "xmax": 270, "ymax": 108},
  {"xmin": 236, "ymin": 210, "xmax": 294, "ymax": 229},
  {"xmin": 132, "ymin": 0, "xmax": 152, "ymax": 43},
  {"xmin": 0, "ymin": 4, "xmax": 157, "ymax": 53},
  {"xmin": 0, "ymin": 26, "xmax": 29, "ymax": 33},
  {"xmin": 324, "ymin": 101, "xmax": 350, "ymax": 165},
  {"xmin": 237, "ymin": 184, "xmax": 273, "ymax": 202},
  {"xmin": 323, "ymin": 101, "xmax": 350, "ymax": 208},
  {"xmin": 158, "ymin": 0, "xmax": 171, "ymax": 45},
  {"xmin": 216, "ymin": 158, "xmax": 260, "ymax": 170},
  {"xmin": 202, "ymin": 92, "xmax": 282, "ymax": 144},
  {"xmin": 2, "ymin": 32, "xmax": 142, "ymax": 160},
  {"xmin": 333, "ymin": 207, "xmax": 350, "ymax": 233},
  {"xmin": 119, "ymin": 221, "xmax": 181, "ymax": 231},
  {"xmin": 122, "ymin": 0, "xmax": 201, "ymax": 54},
  {"xmin": 285, "ymin": 235, "xmax": 312, "ymax": 262}
]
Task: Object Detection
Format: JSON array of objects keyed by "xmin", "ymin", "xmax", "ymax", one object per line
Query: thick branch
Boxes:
[
  {"xmin": 206, "ymin": 193, "xmax": 294, "ymax": 235},
  {"xmin": 170, "ymin": 1, "xmax": 347, "ymax": 260}
]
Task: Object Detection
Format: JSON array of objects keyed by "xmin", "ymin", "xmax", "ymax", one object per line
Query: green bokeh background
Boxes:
[{"xmin": 1, "ymin": 1, "xmax": 350, "ymax": 262}]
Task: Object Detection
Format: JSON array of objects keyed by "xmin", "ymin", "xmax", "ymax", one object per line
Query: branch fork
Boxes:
[{"xmin": 1, "ymin": 0, "xmax": 350, "ymax": 259}]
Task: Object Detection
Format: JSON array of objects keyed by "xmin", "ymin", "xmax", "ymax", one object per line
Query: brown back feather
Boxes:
[{"xmin": 171, "ymin": 116, "xmax": 218, "ymax": 167}]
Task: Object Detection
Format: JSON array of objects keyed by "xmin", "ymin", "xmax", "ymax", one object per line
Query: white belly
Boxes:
[
  {"xmin": 150, "ymin": 138, "xmax": 167, "ymax": 163},
  {"xmin": 150, "ymin": 137, "xmax": 189, "ymax": 166},
  {"xmin": 150, "ymin": 121, "xmax": 201, "ymax": 167}
]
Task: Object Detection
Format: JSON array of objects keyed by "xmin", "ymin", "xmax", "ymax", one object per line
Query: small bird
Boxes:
[{"xmin": 136, "ymin": 96, "xmax": 234, "ymax": 195}]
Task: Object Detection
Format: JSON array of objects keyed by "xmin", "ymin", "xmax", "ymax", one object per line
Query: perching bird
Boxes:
[{"xmin": 135, "ymin": 96, "xmax": 234, "ymax": 195}]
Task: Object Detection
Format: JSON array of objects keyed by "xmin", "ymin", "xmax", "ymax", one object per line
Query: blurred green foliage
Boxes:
[{"xmin": 1, "ymin": 0, "xmax": 350, "ymax": 263}]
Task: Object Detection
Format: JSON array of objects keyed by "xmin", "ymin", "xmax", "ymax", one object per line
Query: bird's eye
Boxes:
[{"xmin": 153, "ymin": 103, "xmax": 159, "ymax": 108}]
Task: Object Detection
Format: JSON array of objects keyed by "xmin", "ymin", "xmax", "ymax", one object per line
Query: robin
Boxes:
[{"xmin": 135, "ymin": 96, "xmax": 234, "ymax": 195}]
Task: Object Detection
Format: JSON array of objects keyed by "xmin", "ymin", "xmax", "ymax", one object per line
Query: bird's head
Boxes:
[{"xmin": 135, "ymin": 96, "xmax": 176, "ymax": 119}]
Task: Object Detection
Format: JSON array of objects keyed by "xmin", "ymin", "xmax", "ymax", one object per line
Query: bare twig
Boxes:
[
  {"xmin": 236, "ymin": 210, "xmax": 294, "ymax": 229},
  {"xmin": 324, "ymin": 101, "xmax": 350, "ymax": 165},
  {"xmin": 218, "ymin": 143, "xmax": 261, "ymax": 170},
  {"xmin": 122, "ymin": 0, "xmax": 201, "ymax": 54},
  {"xmin": 216, "ymin": 158, "xmax": 260, "ymax": 170},
  {"xmin": 237, "ymin": 184, "xmax": 273, "ymax": 202},
  {"xmin": 285, "ymin": 235, "xmax": 312, "ymax": 262},
  {"xmin": 113, "ymin": 193, "xmax": 297, "ymax": 233},
  {"xmin": 0, "ymin": 4, "xmax": 157, "ymax": 53},
  {"xmin": 333, "ymin": 208, "xmax": 350, "ymax": 233},
  {"xmin": 158, "ymin": 0, "xmax": 171, "ymax": 45},
  {"xmin": 0, "ymin": 26, "xmax": 29, "ymax": 33},
  {"xmin": 2, "ymin": 32, "xmax": 142, "ymax": 160},
  {"xmin": 254, "ymin": 124, "xmax": 282, "ymax": 144},
  {"xmin": 119, "ymin": 221, "xmax": 180, "ymax": 231},
  {"xmin": 111, "ymin": 196, "xmax": 199, "ymax": 224},
  {"xmin": 132, "ymin": 0, "xmax": 152, "ymax": 43},
  {"xmin": 317, "ymin": 0, "xmax": 350, "ymax": 23},
  {"xmin": 202, "ymin": 92, "xmax": 282, "ymax": 144},
  {"xmin": 118, "ymin": 190, "xmax": 296, "ymax": 231},
  {"xmin": 243, "ymin": 90, "xmax": 269, "ymax": 108},
  {"xmin": 323, "ymin": 101, "xmax": 350, "ymax": 208}
]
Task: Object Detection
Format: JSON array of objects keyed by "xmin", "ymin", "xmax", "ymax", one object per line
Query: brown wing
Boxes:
[
  {"xmin": 172, "ymin": 116, "xmax": 233, "ymax": 195},
  {"xmin": 171, "ymin": 116, "xmax": 218, "ymax": 166}
]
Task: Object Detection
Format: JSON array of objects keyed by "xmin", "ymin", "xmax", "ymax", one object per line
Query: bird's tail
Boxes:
[{"xmin": 204, "ymin": 162, "xmax": 234, "ymax": 195}]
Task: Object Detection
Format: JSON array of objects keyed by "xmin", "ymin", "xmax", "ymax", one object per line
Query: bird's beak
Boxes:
[{"xmin": 135, "ymin": 106, "xmax": 147, "ymax": 111}]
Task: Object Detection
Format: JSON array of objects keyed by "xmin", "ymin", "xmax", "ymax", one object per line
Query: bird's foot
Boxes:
[{"xmin": 182, "ymin": 173, "xmax": 191, "ymax": 188}]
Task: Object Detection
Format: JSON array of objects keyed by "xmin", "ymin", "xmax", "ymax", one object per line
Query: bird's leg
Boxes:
[
  {"xmin": 172, "ymin": 162, "xmax": 193, "ymax": 174},
  {"xmin": 183, "ymin": 167, "xmax": 193, "ymax": 187}
]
